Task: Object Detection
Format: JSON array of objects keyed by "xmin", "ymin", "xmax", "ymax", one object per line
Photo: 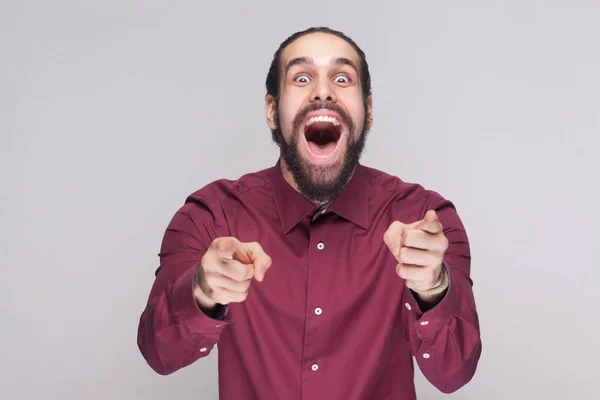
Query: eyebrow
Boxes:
[{"xmin": 284, "ymin": 56, "xmax": 358, "ymax": 75}]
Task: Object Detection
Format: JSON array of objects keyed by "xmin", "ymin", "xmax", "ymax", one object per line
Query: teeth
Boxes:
[{"xmin": 305, "ymin": 115, "xmax": 341, "ymax": 127}]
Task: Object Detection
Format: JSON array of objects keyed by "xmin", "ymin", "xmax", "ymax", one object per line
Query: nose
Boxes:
[{"xmin": 310, "ymin": 78, "xmax": 336, "ymax": 103}]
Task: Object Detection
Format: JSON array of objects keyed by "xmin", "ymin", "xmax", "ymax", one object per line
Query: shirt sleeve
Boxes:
[
  {"xmin": 403, "ymin": 196, "xmax": 482, "ymax": 393},
  {"xmin": 137, "ymin": 200, "xmax": 232, "ymax": 375}
]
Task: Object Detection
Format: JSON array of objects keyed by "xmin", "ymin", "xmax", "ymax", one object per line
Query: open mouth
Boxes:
[{"xmin": 303, "ymin": 115, "xmax": 342, "ymax": 157}]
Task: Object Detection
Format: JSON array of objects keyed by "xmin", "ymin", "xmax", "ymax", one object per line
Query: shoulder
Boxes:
[
  {"xmin": 168, "ymin": 166, "xmax": 273, "ymax": 234},
  {"xmin": 361, "ymin": 165, "xmax": 463, "ymax": 231},
  {"xmin": 184, "ymin": 166, "xmax": 273, "ymax": 209},
  {"xmin": 361, "ymin": 164, "xmax": 446, "ymax": 206}
]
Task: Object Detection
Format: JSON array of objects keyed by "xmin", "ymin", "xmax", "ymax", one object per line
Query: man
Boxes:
[{"xmin": 137, "ymin": 27, "xmax": 482, "ymax": 400}]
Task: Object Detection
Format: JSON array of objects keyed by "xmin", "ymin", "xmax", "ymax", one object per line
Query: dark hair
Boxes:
[{"xmin": 265, "ymin": 27, "xmax": 372, "ymax": 104}]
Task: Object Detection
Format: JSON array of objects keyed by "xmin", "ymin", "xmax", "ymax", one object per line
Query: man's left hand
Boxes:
[{"xmin": 383, "ymin": 210, "xmax": 449, "ymax": 293}]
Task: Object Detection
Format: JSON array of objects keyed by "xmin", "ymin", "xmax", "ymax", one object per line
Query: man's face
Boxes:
[{"xmin": 266, "ymin": 32, "xmax": 372, "ymax": 204}]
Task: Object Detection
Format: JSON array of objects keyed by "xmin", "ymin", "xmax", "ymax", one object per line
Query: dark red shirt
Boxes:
[{"xmin": 137, "ymin": 160, "xmax": 482, "ymax": 399}]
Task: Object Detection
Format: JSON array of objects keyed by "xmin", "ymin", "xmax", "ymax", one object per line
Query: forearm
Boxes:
[
  {"xmin": 138, "ymin": 264, "xmax": 230, "ymax": 375},
  {"xmin": 404, "ymin": 267, "xmax": 481, "ymax": 393}
]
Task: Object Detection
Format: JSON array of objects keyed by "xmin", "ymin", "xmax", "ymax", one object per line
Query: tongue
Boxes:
[{"xmin": 307, "ymin": 141, "xmax": 337, "ymax": 156}]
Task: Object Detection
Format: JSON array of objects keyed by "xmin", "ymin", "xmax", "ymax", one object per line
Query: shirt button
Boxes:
[
  {"xmin": 315, "ymin": 307, "xmax": 323, "ymax": 315},
  {"xmin": 420, "ymin": 321, "xmax": 429, "ymax": 326},
  {"xmin": 405, "ymin": 302, "xmax": 412, "ymax": 311},
  {"xmin": 423, "ymin": 353, "xmax": 431, "ymax": 359},
  {"xmin": 311, "ymin": 363, "xmax": 319, "ymax": 371},
  {"xmin": 317, "ymin": 242, "xmax": 325, "ymax": 250},
  {"xmin": 200, "ymin": 347, "xmax": 208, "ymax": 353}
]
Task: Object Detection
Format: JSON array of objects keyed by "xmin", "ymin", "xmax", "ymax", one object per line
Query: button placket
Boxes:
[{"xmin": 305, "ymin": 224, "xmax": 328, "ymax": 382}]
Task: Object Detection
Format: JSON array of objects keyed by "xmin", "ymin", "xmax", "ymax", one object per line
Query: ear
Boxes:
[
  {"xmin": 366, "ymin": 96, "xmax": 373, "ymax": 130},
  {"xmin": 265, "ymin": 94, "xmax": 278, "ymax": 130}
]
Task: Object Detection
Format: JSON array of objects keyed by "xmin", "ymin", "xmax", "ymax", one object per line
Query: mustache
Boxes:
[{"xmin": 292, "ymin": 102, "xmax": 355, "ymax": 135}]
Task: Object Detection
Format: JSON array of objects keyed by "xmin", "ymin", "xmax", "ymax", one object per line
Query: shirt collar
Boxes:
[{"xmin": 268, "ymin": 159, "xmax": 371, "ymax": 234}]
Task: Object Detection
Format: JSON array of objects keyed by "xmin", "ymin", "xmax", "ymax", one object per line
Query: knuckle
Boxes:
[
  {"xmin": 398, "ymin": 247, "xmax": 410, "ymax": 262},
  {"xmin": 441, "ymin": 236, "xmax": 449, "ymax": 250},
  {"xmin": 383, "ymin": 233, "xmax": 390, "ymax": 246},
  {"xmin": 384, "ymin": 222, "xmax": 400, "ymax": 239},
  {"xmin": 233, "ymin": 269, "xmax": 244, "ymax": 282},
  {"xmin": 200, "ymin": 251, "xmax": 212, "ymax": 266},
  {"xmin": 212, "ymin": 261, "xmax": 226, "ymax": 275},
  {"xmin": 235, "ymin": 269, "xmax": 249, "ymax": 282},
  {"xmin": 403, "ymin": 230, "xmax": 413, "ymax": 244},
  {"xmin": 241, "ymin": 279, "xmax": 252, "ymax": 291},
  {"xmin": 396, "ymin": 264, "xmax": 406, "ymax": 278},
  {"xmin": 202, "ymin": 271, "xmax": 216, "ymax": 285},
  {"xmin": 202, "ymin": 252, "xmax": 220, "ymax": 269},
  {"xmin": 237, "ymin": 291, "xmax": 249, "ymax": 302},
  {"xmin": 245, "ymin": 265, "xmax": 255, "ymax": 280},
  {"xmin": 228, "ymin": 264, "xmax": 245, "ymax": 281},
  {"xmin": 237, "ymin": 271, "xmax": 248, "ymax": 283}
]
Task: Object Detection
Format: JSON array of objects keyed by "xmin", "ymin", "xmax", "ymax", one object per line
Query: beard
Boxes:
[{"xmin": 273, "ymin": 101, "xmax": 370, "ymax": 204}]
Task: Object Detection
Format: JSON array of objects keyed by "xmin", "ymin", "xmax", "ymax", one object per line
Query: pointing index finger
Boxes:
[
  {"xmin": 420, "ymin": 210, "xmax": 443, "ymax": 234},
  {"xmin": 242, "ymin": 241, "xmax": 272, "ymax": 282}
]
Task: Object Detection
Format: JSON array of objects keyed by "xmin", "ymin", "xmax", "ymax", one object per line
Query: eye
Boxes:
[
  {"xmin": 294, "ymin": 74, "xmax": 311, "ymax": 83},
  {"xmin": 334, "ymin": 75, "xmax": 350, "ymax": 84}
]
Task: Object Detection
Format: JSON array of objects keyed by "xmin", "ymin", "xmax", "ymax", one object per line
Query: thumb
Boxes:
[{"xmin": 420, "ymin": 210, "xmax": 443, "ymax": 234}]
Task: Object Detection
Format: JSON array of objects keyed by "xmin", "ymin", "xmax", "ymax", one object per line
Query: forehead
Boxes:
[{"xmin": 280, "ymin": 32, "xmax": 360, "ymax": 69}]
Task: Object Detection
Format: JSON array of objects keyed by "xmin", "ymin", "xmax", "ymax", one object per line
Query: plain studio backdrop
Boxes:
[{"xmin": 1, "ymin": 1, "xmax": 598, "ymax": 399}]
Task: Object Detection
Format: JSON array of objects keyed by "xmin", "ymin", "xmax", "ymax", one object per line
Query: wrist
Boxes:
[
  {"xmin": 193, "ymin": 263, "xmax": 219, "ymax": 311},
  {"xmin": 411, "ymin": 266, "xmax": 449, "ymax": 304},
  {"xmin": 193, "ymin": 284, "xmax": 217, "ymax": 311}
]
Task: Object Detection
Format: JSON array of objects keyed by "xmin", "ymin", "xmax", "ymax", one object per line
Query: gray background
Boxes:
[{"xmin": 1, "ymin": 1, "xmax": 599, "ymax": 399}]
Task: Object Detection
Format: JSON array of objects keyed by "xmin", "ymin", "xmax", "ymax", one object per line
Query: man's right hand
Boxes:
[{"xmin": 193, "ymin": 237, "xmax": 272, "ymax": 312}]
